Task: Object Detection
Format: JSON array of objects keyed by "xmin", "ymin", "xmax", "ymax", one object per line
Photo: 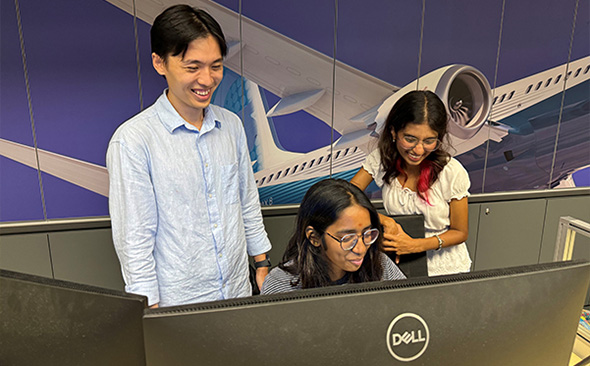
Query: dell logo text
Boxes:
[{"xmin": 386, "ymin": 313, "xmax": 430, "ymax": 362}]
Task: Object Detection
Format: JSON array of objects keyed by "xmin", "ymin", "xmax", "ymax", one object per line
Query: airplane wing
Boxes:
[
  {"xmin": 104, "ymin": 1, "xmax": 589, "ymax": 156},
  {"xmin": 0, "ymin": 138, "xmax": 109, "ymax": 197},
  {"xmin": 104, "ymin": 0, "xmax": 398, "ymax": 136}
]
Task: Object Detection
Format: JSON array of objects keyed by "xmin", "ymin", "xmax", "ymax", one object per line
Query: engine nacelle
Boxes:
[{"xmin": 375, "ymin": 65, "xmax": 492, "ymax": 141}]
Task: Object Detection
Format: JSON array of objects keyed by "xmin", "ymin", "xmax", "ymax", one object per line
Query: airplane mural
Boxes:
[{"xmin": 0, "ymin": 0, "xmax": 588, "ymax": 220}]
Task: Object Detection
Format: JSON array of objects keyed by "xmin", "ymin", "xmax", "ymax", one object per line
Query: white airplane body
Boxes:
[{"xmin": 1, "ymin": 0, "xmax": 588, "ymax": 206}]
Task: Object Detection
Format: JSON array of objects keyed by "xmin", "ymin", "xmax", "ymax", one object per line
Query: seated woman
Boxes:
[{"xmin": 261, "ymin": 179, "xmax": 406, "ymax": 295}]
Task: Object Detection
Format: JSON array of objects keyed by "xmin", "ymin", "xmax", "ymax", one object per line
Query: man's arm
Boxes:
[
  {"xmin": 252, "ymin": 253, "xmax": 271, "ymax": 290},
  {"xmin": 107, "ymin": 140, "xmax": 160, "ymax": 306},
  {"xmin": 234, "ymin": 123, "xmax": 272, "ymax": 282}
]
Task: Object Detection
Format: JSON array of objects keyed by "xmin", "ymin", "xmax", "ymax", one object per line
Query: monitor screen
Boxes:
[
  {"xmin": 143, "ymin": 260, "xmax": 590, "ymax": 366},
  {"xmin": 0, "ymin": 269, "xmax": 147, "ymax": 366}
]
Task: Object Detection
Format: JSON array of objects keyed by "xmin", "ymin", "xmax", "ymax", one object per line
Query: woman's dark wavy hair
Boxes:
[
  {"xmin": 378, "ymin": 90, "xmax": 451, "ymax": 203},
  {"xmin": 279, "ymin": 179, "xmax": 384, "ymax": 289},
  {"xmin": 151, "ymin": 5, "xmax": 227, "ymax": 61}
]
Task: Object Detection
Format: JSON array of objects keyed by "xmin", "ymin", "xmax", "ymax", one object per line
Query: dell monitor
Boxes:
[
  {"xmin": 143, "ymin": 260, "xmax": 590, "ymax": 366},
  {"xmin": 0, "ymin": 269, "xmax": 147, "ymax": 366}
]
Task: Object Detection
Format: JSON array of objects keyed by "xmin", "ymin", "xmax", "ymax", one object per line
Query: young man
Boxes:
[{"xmin": 107, "ymin": 5, "xmax": 271, "ymax": 308}]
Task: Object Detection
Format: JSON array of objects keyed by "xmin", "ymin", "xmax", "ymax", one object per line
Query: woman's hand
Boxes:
[
  {"xmin": 380, "ymin": 214, "xmax": 400, "ymax": 250},
  {"xmin": 388, "ymin": 224, "xmax": 423, "ymax": 255},
  {"xmin": 383, "ymin": 223, "xmax": 424, "ymax": 264}
]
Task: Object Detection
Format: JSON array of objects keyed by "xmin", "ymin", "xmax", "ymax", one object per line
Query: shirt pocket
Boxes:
[{"xmin": 221, "ymin": 162, "xmax": 240, "ymax": 205}]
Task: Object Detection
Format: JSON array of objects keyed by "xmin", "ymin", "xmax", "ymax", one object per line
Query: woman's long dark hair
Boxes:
[
  {"xmin": 378, "ymin": 90, "xmax": 451, "ymax": 203},
  {"xmin": 279, "ymin": 179, "xmax": 384, "ymax": 289}
]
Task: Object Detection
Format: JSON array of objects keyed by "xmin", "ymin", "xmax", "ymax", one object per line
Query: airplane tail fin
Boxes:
[
  {"xmin": 242, "ymin": 79, "xmax": 302, "ymax": 172},
  {"xmin": 213, "ymin": 68, "xmax": 301, "ymax": 173}
]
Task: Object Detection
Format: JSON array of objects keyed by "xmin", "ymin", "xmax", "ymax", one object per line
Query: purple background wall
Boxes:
[{"xmin": 0, "ymin": 0, "xmax": 588, "ymax": 222}]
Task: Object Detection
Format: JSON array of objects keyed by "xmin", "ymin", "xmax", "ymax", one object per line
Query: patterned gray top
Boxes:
[{"xmin": 261, "ymin": 252, "xmax": 406, "ymax": 295}]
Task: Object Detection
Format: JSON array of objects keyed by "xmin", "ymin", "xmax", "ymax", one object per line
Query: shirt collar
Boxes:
[{"xmin": 156, "ymin": 89, "xmax": 221, "ymax": 133}]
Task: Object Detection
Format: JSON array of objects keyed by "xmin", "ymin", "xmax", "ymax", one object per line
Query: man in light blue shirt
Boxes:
[{"xmin": 107, "ymin": 5, "xmax": 271, "ymax": 307}]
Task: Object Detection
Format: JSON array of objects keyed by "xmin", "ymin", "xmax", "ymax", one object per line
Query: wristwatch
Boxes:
[
  {"xmin": 254, "ymin": 254, "xmax": 271, "ymax": 269},
  {"xmin": 435, "ymin": 234, "xmax": 444, "ymax": 251}
]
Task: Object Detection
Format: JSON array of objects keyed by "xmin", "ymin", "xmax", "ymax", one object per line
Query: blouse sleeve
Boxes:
[
  {"xmin": 444, "ymin": 158, "xmax": 471, "ymax": 202},
  {"xmin": 362, "ymin": 149, "xmax": 385, "ymax": 188}
]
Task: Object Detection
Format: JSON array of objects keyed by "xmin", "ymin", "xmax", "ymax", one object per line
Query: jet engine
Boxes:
[{"xmin": 375, "ymin": 65, "xmax": 492, "ymax": 141}]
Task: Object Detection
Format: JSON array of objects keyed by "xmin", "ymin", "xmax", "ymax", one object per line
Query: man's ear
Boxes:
[
  {"xmin": 152, "ymin": 53, "xmax": 166, "ymax": 76},
  {"xmin": 305, "ymin": 226, "xmax": 321, "ymax": 247}
]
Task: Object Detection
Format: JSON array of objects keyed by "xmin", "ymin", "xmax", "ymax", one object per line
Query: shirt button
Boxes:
[
  {"xmin": 205, "ymin": 163, "xmax": 209, "ymax": 168},
  {"xmin": 214, "ymin": 224, "xmax": 218, "ymax": 228},
  {"xmin": 222, "ymin": 283, "xmax": 226, "ymax": 288},
  {"xmin": 219, "ymin": 254, "xmax": 222, "ymax": 258},
  {"xmin": 209, "ymin": 194, "xmax": 212, "ymax": 198}
]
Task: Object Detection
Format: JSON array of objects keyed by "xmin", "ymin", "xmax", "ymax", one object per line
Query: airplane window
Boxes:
[
  {"xmin": 318, "ymin": 157, "xmax": 323, "ymax": 165},
  {"xmin": 545, "ymin": 78, "xmax": 552, "ymax": 87},
  {"xmin": 276, "ymin": 171, "xmax": 282, "ymax": 179},
  {"xmin": 499, "ymin": 94, "xmax": 506, "ymax": 103},
  {"xmin": 293, "ymin": 165, "xmax": 299, "ymax": 173},
  {"xmin": 285, "ymin": 168, "xmax": 290, "ymax": 176},
  {"xmin": 310, "ymin": 159, "xmax": 315, "ymax": 168},
  {"xmin": 344, "ymin": 148, "xmax": 350, "ymax": 156},
  {"xmin": 493, "ymin": 96, "xmax": 498, "ymax": 104},
  {"xmin": 256, "ymin": 180, "xmax": 259, "ymax": 185},
  {"xmin": 260, "ymin": 177, "xmax": 266, "ymax": 185},
  {"xmin": 335, "ymin": 151, "xmax": 341, "ymax": 159},
  {"xmin": 508, "ymin": 91, "xmax": 515, "ymax": 100},
  {"xmin": 525, "ymin": 85, "xmax": 532, "ymax": 94},
  {"xmin": 574, "ymin": 68, "xmax": 581, "ymax": 77},
  {"xmin": 326, "ymin": 154, "xmax": 331, "ymax": 162},
  {"xmin": 584, "ymin": 65, "xmax": 589, "ymax": 74},
  {"xmin": 566, "ymin": 71, "xmax": 572, "ymax": 79},
  {"xmin": 555, "ymin": 74, "xmax": 562, "ymax": 84},
  {"xmin": 268, "ymin": 174, "xmax": 274, "ymax": 183},
  {"xmin": 535, "ymin": 81, "xmax": 542, "ymax": 91},
  {"xmin": 301, "ymin": 162, "xmax": 307, "ymax": 170},
  {"xmin": 353, "ymin": 147, "xmax": 358, "ymax": 153}
]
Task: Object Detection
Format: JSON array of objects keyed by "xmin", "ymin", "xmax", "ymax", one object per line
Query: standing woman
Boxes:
[{"xmin": 351, "ymin": 90, "xmax": 471, "ymax": 276}]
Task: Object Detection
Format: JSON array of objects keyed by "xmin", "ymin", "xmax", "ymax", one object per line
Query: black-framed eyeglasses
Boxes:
[
  {"xmin": 325, "ymin": 228, "xmax": 380, "ymax": 251},
  {"xmin": 398, "ymin": 135, "xmax": 441, "ymax": 152}
]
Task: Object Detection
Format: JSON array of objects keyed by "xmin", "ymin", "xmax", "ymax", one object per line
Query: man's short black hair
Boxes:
[{"xmin": 151, "ymin": 4, "xmax": 227, "ymax": 60}]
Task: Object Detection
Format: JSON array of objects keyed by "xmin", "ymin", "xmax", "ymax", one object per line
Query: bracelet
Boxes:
[
  {"xmin": 435, "ymin": 234, "xmax": 444, "ymax": 251},
  {"xmin": 254, "ymin": 254, "xmax": 271, "ymax": 269}
]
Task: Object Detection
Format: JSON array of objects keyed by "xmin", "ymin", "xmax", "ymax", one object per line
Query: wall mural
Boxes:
[{"xmin": 0, "ymin": 0, "xmax": 588, "ymax": 221}]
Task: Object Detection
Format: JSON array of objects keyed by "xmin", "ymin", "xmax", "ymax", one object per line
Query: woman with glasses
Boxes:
[
  {"xmin": 261, "ymin": 179, "xmax": 405, "ymax": 295},
  {"xmin": 351, "ymin": 90, "xmax": 471, "ymax": 276}
]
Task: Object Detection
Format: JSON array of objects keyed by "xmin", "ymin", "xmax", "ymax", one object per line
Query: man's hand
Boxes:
[{"xmin": 255, "ymin": 266, "xmax": 269, "ymax": 290}]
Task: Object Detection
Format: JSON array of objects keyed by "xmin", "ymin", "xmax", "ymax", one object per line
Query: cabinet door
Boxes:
[
  {"xmin": 49, "ymin": 229, "xmax": 125, "ymax": 291},
  {"xmin": 262, "ymin": 215, "xmax": 296, "ymax": 264},
  {"xmin": 0, "ymin": 233, "xmax": 53, "ymax": 277},
  {"xmin": 473, "ymin": 199, "xmax": 546, "ymax": 271},
  {"xmin": 466, "ymin": 203, "xmax": 480, "ymax": 270}
]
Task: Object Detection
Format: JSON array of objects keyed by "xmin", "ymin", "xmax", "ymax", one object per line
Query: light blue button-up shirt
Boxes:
[{"xmin": 107, "ymin": 91, "xmax": 271, "ymax": 307}]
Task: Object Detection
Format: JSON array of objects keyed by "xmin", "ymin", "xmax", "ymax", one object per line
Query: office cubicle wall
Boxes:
[{"xmin": 0, "ymin": 188, "xmax": 588, "ymax": 291}]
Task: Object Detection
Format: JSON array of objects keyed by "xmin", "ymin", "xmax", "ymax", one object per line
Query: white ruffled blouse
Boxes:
[{"xmin": 363, "ymin": 149, "xmax": 472, "ymax": 276}]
